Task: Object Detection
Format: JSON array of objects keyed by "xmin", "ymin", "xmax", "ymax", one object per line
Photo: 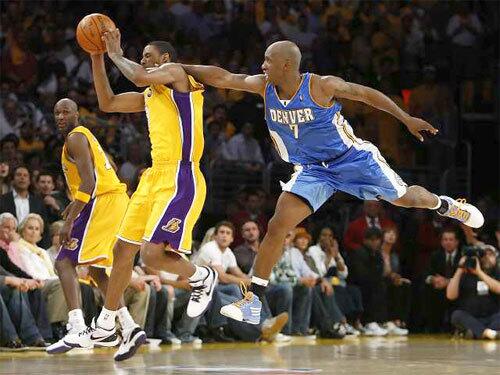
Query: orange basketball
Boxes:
[{"xmin": 76, "ymin": 13, "xmax": 116, "ymax": 54}]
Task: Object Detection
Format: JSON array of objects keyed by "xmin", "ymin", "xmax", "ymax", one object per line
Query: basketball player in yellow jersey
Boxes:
[
  {"xmin": 67, "ymin": 30, "xmax": 217, "ymax": 361},
  {"xmin": 47, "ymin": 98, "xmax": 129, "ymax": 354}
]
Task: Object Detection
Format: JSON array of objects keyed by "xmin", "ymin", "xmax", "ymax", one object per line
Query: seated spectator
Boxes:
[
  {"xmin": 46, "ymin": 220, "xmax": 63, "ymax": 264},
  {"xmin": 35, "ymin": 171, "xmax": 68, "ymax": 224},
  {"xmin": 0, "ymin": 264, "xmax": 46, "ymax": 348},
  {"xmin": 205, "ymin": 104, "xmax": 236, "ymax": 141},
  {"xmin": 344, "ymin": 201, "xmax": 396, "ymax": 252},
  {"xmin": 0, "ymin": 134, "xmax": 23, "ymax": 169},
  {"xmin": 195, "ymin": 221, "xmax": 249, "ymax": 297},
  {"xmin": 0, "ymin": 158, "xmax": 10, "ymax": 194},
  {"xmin": 118, "ymin": 143, "xmax": 144, "ymax": 191},
  {"xmin": 423, "ymin": 228, "xmax": 461, "ymax": 332},
  {"xmin": 447, "ymin": 245, "xmax": 500, "ymax": 339},
  {"xmin": 347, "ymin": 228, "xmax": 389, "ymax": 336},
  {"xmin": 222, "ymin": 122, "xmax": 264, "ymax": 170},
  {"xmin": 18, "ymin": 120, "xmax": 44, "ymax": 154},
  {"xmin": 291, "ymin": 228, "xmax": 345, "ymax": 338},
  {"xmin": 230, "ymin": 191, "xmax": 268, "ymax": 247},
  {"xmin": 307, "ymin": 227, "xmax": 362, "ymax": 335},
  {"xmin": 0, "ymin": 165, "xmax": 50, "ymax": 247},
  {"xmin": 233, "ymin": 220, "xmax": 260, "ymax": 274},
  {"xmin": 381, "ymin": 227, "xmax": 410, "ymax": 335},
  {"xmin": 122, "ymin": 269, "xmax": 151, "ymax": 329}
]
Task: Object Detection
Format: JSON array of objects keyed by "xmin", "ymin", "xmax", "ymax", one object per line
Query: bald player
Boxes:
[
  {"xmin": 183, "ymin": 40, "xmax": 484, "ymax": 324},
  {"xmin": 47, "ymin": 98, "xmax": 130, "ymax": 353}
]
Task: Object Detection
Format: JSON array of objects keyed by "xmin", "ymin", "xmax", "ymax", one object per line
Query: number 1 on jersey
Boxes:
[{"xmin": 289, "ymin": 124, "xmax": 299, "ymax": 139}]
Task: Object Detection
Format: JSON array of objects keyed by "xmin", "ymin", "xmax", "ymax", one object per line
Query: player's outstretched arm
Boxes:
[
  {"xmin": 183, "ymin": 64, "xmax": 266, "ymax": 96},
  {"xmin": 90, "ymin": 54, "xmax": 144, "ymax": 113},
  {"xmin": 320, "ymin": 75, "xmax": 438, "ymax": 142}
]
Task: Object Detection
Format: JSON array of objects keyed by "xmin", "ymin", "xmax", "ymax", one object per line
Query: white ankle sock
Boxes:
[
  {"xmin": 68, "ymin": 309, "xmax": 85, "ymax": 330},
  {"xmin": 188, "ymin": 266, "xmax": 209, "ymax": 283},
  {"xmin": 251, "ymin": 276, "xmax": 269, "ymax": 287},
  {"xmin": 97, "ymin": 307, "xmax": 116, "ymax": 330},
  {"xmin": 117, "ymin": 306, "xmax": 136, "ymax": 331}
]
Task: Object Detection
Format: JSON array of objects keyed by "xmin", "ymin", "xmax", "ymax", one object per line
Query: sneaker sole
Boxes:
[
  {"xmin": 114, "ymin": 330, "xmax": 147, "ymax": 362},
  {"xmin": 46, "ymin": 343, "xmax": 73, "ymax": 354},
  {"xmin": 220, "ymin": 306, "xmax": 261, "ymax": 325},
  {"xmin": 187, "ymin": 268, "xmax": 219, "ymax": 318}
]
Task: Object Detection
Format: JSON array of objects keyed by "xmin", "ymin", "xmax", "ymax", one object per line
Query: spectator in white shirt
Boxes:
[{"xmin": 195, "ymin": 221, "xmax": 250, "ymax": 297}]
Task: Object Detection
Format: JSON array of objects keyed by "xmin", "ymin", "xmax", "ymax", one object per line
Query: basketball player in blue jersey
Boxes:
[{"xmin": 183, "ymin": 40, "xmax": 484, "ymax": 324}]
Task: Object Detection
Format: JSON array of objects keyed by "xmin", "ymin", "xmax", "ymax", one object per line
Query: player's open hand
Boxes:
[
  {"xmin": 404, "ymin": 116, "xmax": 438, "ymax": 142},
  {"xmin": 102, "ymin": 28, "xmax": 123, "ymax": 57}
]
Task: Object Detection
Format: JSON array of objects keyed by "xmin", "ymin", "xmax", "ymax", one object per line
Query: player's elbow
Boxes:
[{"xmin": 98, "ymin": 100, "xmax": 114, "ymax": 113}]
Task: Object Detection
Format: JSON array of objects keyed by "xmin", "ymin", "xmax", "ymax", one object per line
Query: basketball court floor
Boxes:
[{"xmin": 1, "ymin": 336, "xmax": 498, "ymax": 374}]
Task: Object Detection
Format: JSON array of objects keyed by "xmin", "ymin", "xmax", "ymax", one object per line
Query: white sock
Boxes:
[
  {"xmin": 97, "ymin": 307, "xmax": 116, "ymax": 330},
  {"xmin": 68, "ymin": 309, "xmax": 85, "ymax": 330},
  {"xmin": 251, "ymin": 276, "xmax": 269, "ymax": 287},
  {"xmin": 117, "ymin": 306, "xmax": 136, "ymax": 331},
  {"xmin": 483, "ymin": 328, "xmax": 497, "ymax": 340},
  {"xmin": 430, "ymin": 194, "xmax": 442, "ymax": 210},
  {"xmin": 188, "ymin": 265, "xmax": 209, "ymax": 283}
]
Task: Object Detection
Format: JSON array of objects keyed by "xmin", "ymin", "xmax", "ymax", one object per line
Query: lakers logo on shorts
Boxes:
[
  {"xmin": 162, "ymin": 218, "xmax": 182, "ymax": 233},
  {"xmin": 66, "ymin": 238, "xmax": 79, "ymax": 251}
]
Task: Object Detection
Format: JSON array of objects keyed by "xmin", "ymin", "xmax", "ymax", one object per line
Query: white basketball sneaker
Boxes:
[
  {"xmin": 46, "ymin": 323, "xmax": 82, "ymax": 354},
  {"xmin": 63, "ymin": 319, "xmax": 120, "ymax": 349},
  {"xmin": 187, "ymin": 266, "xmax": 218, "ymax": 318},
  {"xmin": 438, "ymin": 196, "xmax": 484, "ymax": 228},
  {"xmin": 113, "ymin": 325, "xmax": 147, "ymax": 362}
]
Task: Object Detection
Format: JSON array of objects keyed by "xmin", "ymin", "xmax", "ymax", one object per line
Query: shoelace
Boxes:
[
  {"xmin": 449, "ymin": 198, "xmax": 471, "ymax": 221},
  {"xmin": 233, "ymin": 281, "xmax": 255, "ymax": 308},
  {"xmin": 189, "ymin": 284, "xmax": 205, "ymax": 303},
  {"xmin": 79, "ymin": 325, "xmax": 95, "ymax": 337}
]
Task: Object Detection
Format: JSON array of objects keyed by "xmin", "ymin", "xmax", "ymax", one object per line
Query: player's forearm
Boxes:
[
  {"xmin": 182, "ymin": 64, "xmax": 231, "ymax": 88},
  {"xmin": 91, "ymin": 54, "xmax": 116, "ymax": 110},
  {"xmin": 358, "ymin": 85, "xmax": 410, "ymax": 124},
  {"xmin": 108, "ymin": 53, "xmax": 145, "ymax": 85}
]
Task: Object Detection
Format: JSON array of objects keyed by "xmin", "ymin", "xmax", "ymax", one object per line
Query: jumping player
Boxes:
[
  {"xmin": 47, "ymin": 98, "xmax": 128, "ymax": 353},
  {"xmin": 183, "ymin": 40, "xmax": 484, "ymax": 324},
  {"xmin": 64, "ymin": 30, "xmax": 217, "ymax": 361}
]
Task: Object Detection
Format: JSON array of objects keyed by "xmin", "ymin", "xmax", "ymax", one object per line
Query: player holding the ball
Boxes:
[{"xmin": 65, "ymin": 15, "xmax": 217, "ymax": 361}]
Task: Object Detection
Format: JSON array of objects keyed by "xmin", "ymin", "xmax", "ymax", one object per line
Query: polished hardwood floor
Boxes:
[{"xmin": 1, "ymin": 336, "xmax": 498, "ymax": 374}]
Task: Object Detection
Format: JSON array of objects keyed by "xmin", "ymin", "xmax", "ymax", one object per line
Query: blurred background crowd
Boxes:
[{"xmin": 0, "ymin": 0, "xmax": 499, "ymax": 349}]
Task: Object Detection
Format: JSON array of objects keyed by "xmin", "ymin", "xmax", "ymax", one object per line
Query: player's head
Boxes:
[
  {"xmin": 54, "ymin": 98, "xmax": 79, "ymax": 134},
  {"xmin": 262, "ymin": 40, "xmax": 301, "ymax": 85},
  {"xmin": 141, "ymin": 41, "xmax": 177, "ymax": 68}
]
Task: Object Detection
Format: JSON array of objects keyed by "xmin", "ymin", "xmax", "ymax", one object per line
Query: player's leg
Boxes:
[
  {"xmin": 391, "ymin": 186, "xmax": 484, "ymax": 228},
  {"xmin": 220, "ymin": 191, "xmax": 313, "ymax": 324}
]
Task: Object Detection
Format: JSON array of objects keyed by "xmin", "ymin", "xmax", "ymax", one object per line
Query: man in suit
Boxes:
[
  {"xmin": 0, "ymin": 165, "xmax": 50, "ymax": 248},
  {"xmin": 344, "ymin": 201, "xmax": 396, "ymax": 252},
  {"xmin": 423, "ymin": 228, "xmax": 462, "ymax": 332}
]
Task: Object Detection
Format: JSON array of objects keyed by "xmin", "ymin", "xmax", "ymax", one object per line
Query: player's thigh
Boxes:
[{"xmin": 336, "ymin": 143, "xmax": 407, "ymax": 201}]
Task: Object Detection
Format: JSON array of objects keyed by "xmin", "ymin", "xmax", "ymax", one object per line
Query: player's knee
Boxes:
[{"xmin": 54, "ymin": 258, "xmax": 71, "ymax": 274}]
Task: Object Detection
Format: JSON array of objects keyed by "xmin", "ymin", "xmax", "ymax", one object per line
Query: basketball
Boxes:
[{"xmin": 76, "ymin": 13, "xmax": 116, "ymax": 54}]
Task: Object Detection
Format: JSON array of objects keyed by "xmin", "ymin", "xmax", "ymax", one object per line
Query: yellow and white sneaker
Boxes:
[{"xmin": 438, "ymin": 196, "xmax": 484, "ymax": 228}]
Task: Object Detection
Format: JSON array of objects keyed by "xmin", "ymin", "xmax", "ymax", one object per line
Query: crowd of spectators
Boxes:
[{"xmin": 1, "ymin": 0, "xmax": 499, "ymax": 350}]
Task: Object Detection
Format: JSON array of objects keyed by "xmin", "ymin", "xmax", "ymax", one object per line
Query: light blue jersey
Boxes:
[
  {"xmin": 265, "ymin": 72, "xmax": 358, "ymax": 165},
  {"xmin": 264, "ymin": 72, "xmax": 407, "ymax": 211}
]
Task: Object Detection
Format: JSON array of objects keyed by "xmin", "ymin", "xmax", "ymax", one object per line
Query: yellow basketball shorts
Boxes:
[
  {"xmin": 117, "ymin": 161, "xmax": 206, "ymax": 253},
  {"xmin": 56, "ymin": 192, "xmax": 129, "ymax": 267}
]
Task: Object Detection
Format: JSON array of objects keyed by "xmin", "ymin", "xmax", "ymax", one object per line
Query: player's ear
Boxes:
[{"xmin": 160, "ymin": 53, "xmax": 171, "ymax": 64}]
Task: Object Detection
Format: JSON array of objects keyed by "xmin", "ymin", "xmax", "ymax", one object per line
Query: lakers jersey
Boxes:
[
  {"xmin": 62, "ymin": 126, "xmax": 126, "ymax": 199},
  {"xmin": 264, "ymin": 72, "xmax": 360, "ymax": 165},
  {"xmin": 144, "ymin": 75, "xmax": 204, "ymax": 165}
]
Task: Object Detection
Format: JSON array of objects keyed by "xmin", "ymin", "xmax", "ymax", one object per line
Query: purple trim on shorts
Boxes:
[
  {"xmin": 56, "ymin": 198, "xmax": 95, "ymax": 264},
  {"xmin": 149, "ymin": 162, "xmax": 195, "ymax": 249},
  {"xmin": 173, "ymin": 91, "xmax": 192, "ymax": 161}
]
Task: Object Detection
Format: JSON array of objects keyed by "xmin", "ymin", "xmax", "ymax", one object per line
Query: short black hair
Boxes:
[
  {"xmin": 148, "ymin": 41, "xmax": 177, "ymax": 62},
  {"xmin": 13, "ymin": 164, "xmax": 30, "ymax": 176},
  {"xmin": 36, "ymin": 171, "xmax": 54, "ymax": 183},
  {"xmin": 364, "ymin": 227, "xmax": 383, "ymax": 240}
]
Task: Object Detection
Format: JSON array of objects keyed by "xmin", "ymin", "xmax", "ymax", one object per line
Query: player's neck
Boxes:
[{"xmin": 276, "ymin": 72, "xmax": 302, "ymax": 100}]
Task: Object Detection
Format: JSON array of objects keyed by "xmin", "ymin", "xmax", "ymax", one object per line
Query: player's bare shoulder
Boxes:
[{"xmin": 308, "ymin": 73, "xmax": 342, "ymax": 107}]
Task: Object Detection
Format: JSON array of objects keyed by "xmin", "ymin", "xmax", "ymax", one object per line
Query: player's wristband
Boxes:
[{"xmin": 74, "ymin": 191, "xmax": 91, "ymax": 203}]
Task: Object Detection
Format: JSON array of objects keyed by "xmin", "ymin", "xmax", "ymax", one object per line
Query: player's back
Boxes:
[
  {"xmin": 144, "ymin": 75, "xmax": 204, "ymax": 166},
  {"xmin": 62, "ymin": 126, "xmax": 126, "ymax": 199},
  {"xmin": 264, "ymin": 72, "xmax": 362, "ymax": 165}
]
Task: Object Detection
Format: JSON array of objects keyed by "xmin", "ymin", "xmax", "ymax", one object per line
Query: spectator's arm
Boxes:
[
  {"xmin": 183, "ymin": 64, "xmax": 266, "ymax": 95},
  {"xmin": 90, "ymin": 54, "xmax": 144, "ymax": 113},
  {"xmin": 477, "ymin": 269, "xmax": 500, "ymax": 295},
  {"xmin": 211, "ymin": 264, "xmax": 248, "ymax": 285},
  {"xmin": 446, "ymin": 267, "xmax": 464, "ymax": 300},
  {"xmin": 227, "ymin": 265, "xmax": 249, "ymax": 279}
]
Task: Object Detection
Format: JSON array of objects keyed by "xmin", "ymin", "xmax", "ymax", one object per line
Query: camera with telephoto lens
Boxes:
[{"xmin": 463, "ymin": 247, "xmax": 485, "ymax": 269}]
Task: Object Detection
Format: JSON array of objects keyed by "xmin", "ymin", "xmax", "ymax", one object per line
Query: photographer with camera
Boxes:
[{"xmin": 447, "ymin": 245, "xmax": 500, "ymax": 339}]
